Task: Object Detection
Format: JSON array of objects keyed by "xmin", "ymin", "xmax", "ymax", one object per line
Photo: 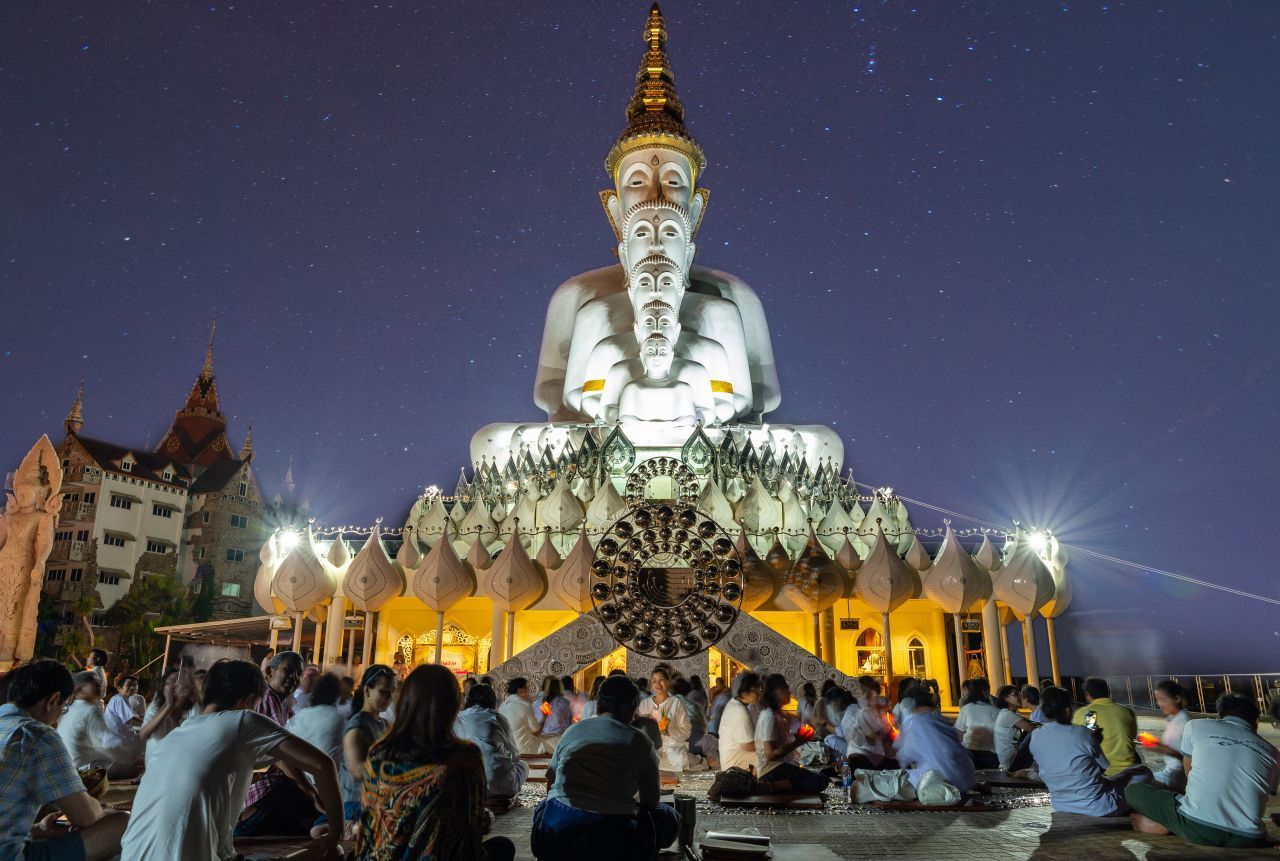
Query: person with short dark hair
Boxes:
[
  {"xmin": 455, "ymin": 684, "xmax": 528, "ymax": 799},
  {"xmin": 1021, "ymin": 685, "xmax": 1043, "ymax": 723},
  {"xmin": 57, "ymin": 671, "xmax": 139, "ymax": 779},
  {"xmin": 993, "ymin": 684, "xmax": 1038, "ymax": 771},
  {"xmin": 0, "ymin": 660, "xmax": 129, "ymax": 861},
  {"xmin": 1030, "ymin": 686, "xmax": 1144, "ymax": 816},
  {"xmin": 284, "ymin": 672, "xmax": 346, "ymax": 835},
  {"xmin": 104, "ymin": 676, "xmax": 142, "ymax": 742},
  {"xmin": 84, "ymin": 650, "xmax": 109, "ymax": 694},
  {"xmin": 355, "ymin": 665, "xmax": 515, "ymax": 861},
  {"xmin": 560, "ymin": 675, "xmax": 584, "ymax": 721},
  {"xmin": 498, "ymin": 676, "xmax": 546, "ymax": 755},
  {"xmin": 531, "ymin": 676, "xmax": 679, "ymax": 861},
  {"xmin": 580, "ymin": 675, "xmax": 607, "ymax": 721},
  {"xmin": 538, "ymin": 676, "xmax": 574, "ymax": 751},
  {"xmin": 755, "ymin": 674, "xmax": 829, "ymax": 794},
  {"xmin": 1147, "ymin": 680, "xmax": 1189, "ymax": 791},
  {"xmin": 1127, "ymin": 692, "xmax": 1279, "ymax": 849},
  {"xmin": 1072, "ymin": 677, "xmax": 1140, "ymax": 776},
  {"xmin": 120, "ymin": 659, "xmax": 341, "ymax": 860},
  {"xmin": 236, "ymin": 650, "xmax": 312, "ymax": 837},
  {"xmin": 893, "ymin": 685, "xmax": 976, "ymax": 794},
  {"xmin": 844, "ymin": 679, "xmax": 898, "ymax": 772},
  {"xmin": 954, "ymin": 677, "xmax": 1000, "ymax": 769},
  {"xmin": 687, "ymin": 674, "xmax": 708, "ymax": 714}
]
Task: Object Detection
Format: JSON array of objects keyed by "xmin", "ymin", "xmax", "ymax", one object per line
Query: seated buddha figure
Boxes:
[{"xmin": 606, "ymin": 331, "xmax": 714, "ymax": 427}]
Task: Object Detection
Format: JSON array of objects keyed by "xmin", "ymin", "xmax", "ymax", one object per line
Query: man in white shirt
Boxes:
[
  {"xmin": 715, "ymin": 671, "xmax": 761, "ymax": 773},
  {"xmin": 57, "ymin": 672, "xmax": 140, "ymax": 779},
  {"xmin": 498, "ymin": 677, "xmax": 547, "ymax": 755},
  {"xmin": 120, "ymin": 659, "xmax": 341, "ymax": 861},
  {"xmin": 292, "ymin": 666, "xmax": 319, "ymax": 710},
  {"xmin": 1128, "ymin": 692, "xmax": 1279, "ymax": 850},
  {"xmin": 893, "ymin": 687, "xmax": 976, "ymax": 794}
]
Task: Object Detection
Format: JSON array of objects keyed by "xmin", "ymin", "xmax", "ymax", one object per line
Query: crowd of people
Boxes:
[{"xmin": 1, "ymin": 649, "xmax": 1278, "ymax": 860}]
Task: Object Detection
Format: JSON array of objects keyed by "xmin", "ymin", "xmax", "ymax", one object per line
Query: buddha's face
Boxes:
[
  {"xmin": 615, "ymin": 148, "xmax": 695, "ymax": 213},
  {"xmin": 634, "ymin": 303, "xmax": 680, "ymax": 345},
  {"xmin": 640, "ymin": 334, "xmax": 675, "ymax": 379},
  {"xmin": 627, "ymin": 258, "xmax": 687, "ymax": 312},
  {"xmin": 620, "ymin": 207, "xmax": 694, "ymax": 280}
]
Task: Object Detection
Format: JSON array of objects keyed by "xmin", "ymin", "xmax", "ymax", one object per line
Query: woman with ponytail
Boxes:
[{"xmin": 341, "ymin": 665, "xmax": 395, "ymax": 836}]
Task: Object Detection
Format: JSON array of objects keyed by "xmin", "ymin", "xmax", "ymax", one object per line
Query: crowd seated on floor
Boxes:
[{"xmin": 3, "ymin": 648, "xmax": 1280, "ymax": 860}]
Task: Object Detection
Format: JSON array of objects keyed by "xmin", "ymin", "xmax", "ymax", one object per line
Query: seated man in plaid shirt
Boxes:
[
  {"xmin": 233, "ymin": 650, "xmax": 318, "ymax": 837},
  {"xmin": 0, "ymin": 659, "xmax": 129, "ymax": 861}
]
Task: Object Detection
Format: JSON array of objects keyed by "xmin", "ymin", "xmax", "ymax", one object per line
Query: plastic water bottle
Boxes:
[{"xmin": 840, "ymin": 759, "xmax": 853, "ymax": 803}]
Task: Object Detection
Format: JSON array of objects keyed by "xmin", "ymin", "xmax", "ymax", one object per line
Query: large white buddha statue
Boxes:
[{"xmin": 471, "ymin": 4, "xmax": 843, "ymax": 472}]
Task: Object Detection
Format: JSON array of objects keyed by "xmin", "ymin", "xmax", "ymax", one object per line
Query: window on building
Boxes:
[
  {"xmin": 91, "ymin": 613, "xmax": 107, "ymax": 627},
  {"xmin": 83, "ymin": 492, "xmax": 96, "ymax": 504},
  {"xmin": 152, "ymin": 504, "xmax": 173, "ymax": 518},
  {"xmin": 162, "ymin": 470, "xmax": 172, "ymax": 481},
  {"xmin": 55, "ymin": 531, "xmax": 72, "ymax": 542},
  {"xmin": 98, "ymin": 574, "xmax": 121, "ymax": 586},
  {"xmin": 102, "ymin": 534, "xmax": 126, "ymax": 548},
  {"xmin": 120, "ymin": 460, "xmax": 132, "ymax": 472},
  {"xmin": 203, "ymin": 512, "xmax": 211, "ymax": 524},
  {"xmin": 230, "ymin": 514, "xmax": 247, "ymax": 529},
  {"xmin": 66, "ymin": 493, "xmax": 80, "ymax": 504},
  {"xmin": 225, "ymin": 548, "xmax": 245, "ymax": 562},
  {"xmin": 906, "ymin": 636, "xmax": 927, "ymax": 678},
  {"xmin": 46, "ymin": 569, "xmax": 66, "ymax": 582},
  {"xmin": 75, "ymin": 529, "xmax": 89, "ymax": 541},
  {"xmin": 221, "ymin": 582, "xmax": 242, "ymax": 597},
  {"xmin": 145, "ymin": 539, "xmax": 171, "ymax": 554},
  {"xmin": 70, "ymin": 568, "xmax": 83, "ymax": 582},
  {"xmin": 109, "ymin": 495, "xmax": 133, "ymax": 510},
  {"xmin": 196, "ymin": 547, "xmax": 206, "ymax": 559},
  {"xmin": 238, "ymin": 481, "xmax": 248, "ymax": 497}
]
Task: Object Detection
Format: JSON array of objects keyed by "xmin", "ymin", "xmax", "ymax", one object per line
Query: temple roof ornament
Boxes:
[
  {"xmin": 254, "ymin": 537, "xmax": 284, "ymax": 614},
  {"xmin": 973, "ymin": 532, "xmax": 1003, "ymax": 572},
  {"xmin": 696, "ymin": 473, "xmax": 736, "ymax": 528},
  {"xmin": 905, "ymin": 534, "xmax": 932, "ymax": 572},
  {"xmin": 764, "ymin": 532, "xmax": 791, "ymax": 574},
  {"xmin": 536, "ymin": 475, "xmax": 585, "ymax": 534},
  {"xmin": 782, "ymin": 526, "xmax": 845, "ymax": 615},
  {"xmin": 534, "ymin": 527, "xmax": 563, "ymax": 572},
  {"xmin": 504, "ymin": 490, "xmax": 539, "ymax": 547},
  {"xmin": 735, "ymin": 476, "xmax": 781, "ymax": 546},
  {"xmin": 324, "ymin": 537, "xmax": 352, "ymax": 597},
  {"xmin": 605, "ymin": 3, "xmax": 706, "ymax": 181},
  {"xmin": 394, "ymin": 533, "xmax": 421, "ymax": 572},
  {"xmin": 736, "ymin": 531, "xmax": 779, "ymax": 612},
  {"xmin": 1041, "ymin": 536, "xmax": 1073, "ymax": 619},
  {"xmin": 817, "ymin": 499, "xmax": 860, "ymax": 556},
  {"xmin": 922, "ymin": 522, "xmax": 992, "ymax": 614},
  {"xmin": 457, "ymin": 495, "xmax": 500, "ymax": 552},
  {"xmin": 466, "ymin": 534, "xmax": 493, "ymax": 572},
  {"xmin": 241, "ymin": 421, "xmax": 254, "ymax": 459},
  {"xmin": 272, "ymin": 529, "xmax": 336, "ymax": 614},
  {"xmin": 410, "ymin": 496, "xmax": 451, "ymax": 549},
  {"xmin": 834, "ymin": 534, "xmax": 863, "ymax": 595},
  {"xmin": 855, "ymin": 520, "xmax": 916, "ymax": 613},
  {"xmin": 484, "ymin": 522, "xmax": 547, "ymax": 612},
  {"xmin": 411, "ymin": 524, "xmax": 477, "ymax": 614},
  {"xmin": 548, "ymin": 526, "xmax": 595, "ymax": 614},
  {"xmin": 345, "ymin": 524, "xmax": 405, "ymax": 613},
  {"xmin": 64, "ymin": 382, "xmax": 85, "ymax": 436},
  {"xmin": 991, "ymin": 529, "xmax": 1056, "ymax": 620},
  {"xmin": 586, "ymin": 477, "xmax": 626, "ymax": 529},
  {"xmin": 776, "ymin": 479, "xmax": 807, "ymax": 554}
]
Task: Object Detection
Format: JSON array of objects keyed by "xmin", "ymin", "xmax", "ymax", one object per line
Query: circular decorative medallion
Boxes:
[
  {"xmin": 591, "ymin": 502, "xmax": 743, "ymax": 658},
  {"xmin": 623, "ymin": 456, "xmax": 700, "ymax": 505}
]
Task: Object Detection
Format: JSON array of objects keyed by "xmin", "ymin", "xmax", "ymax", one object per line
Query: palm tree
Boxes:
[{"xmin": 73, "ymin": 593, "xmax": 96, "ymax": 650}]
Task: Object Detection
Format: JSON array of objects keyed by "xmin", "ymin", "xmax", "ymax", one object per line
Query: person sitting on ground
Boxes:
[
  {"xmin": 893, "ymin": 685, "xmax": 977, "ymax": 794},
  {"xmin": 1021, "ymin": 685, "xmax": 1043, "ymax": 723},
  {"xmin": 638, "ymin": 667, "xmax": 701, "ymax": 772},
  {"xmin": 954, "ymin": 677, "xmax": 1000, "ymax": 770},
  {"xmin": 687, "ymin": 675, "xmax": 709, "ymax": 714},
  {"xmin": 700, "ymin": 677, "xmax": 734, "ymax": 769},
  {"xmin": 120, "ymin": 659, "xmax": 341, "ymax": 861},
  {"xmin": 755, "ymin": 674, "xmax": 830, "ymax": 795},
  {"xmin": 292, "ymin": 665, "xmax": 320, "ymax": 711},
  {"xmin": 796, "ymin": 682, "xmax": 821, "ymax": 730},
  {"xmin": 671, "ymin": 677, "xmax": 707, "ymax": 754},
  {"xmin": 139, "ymin": 667, "xmax": 197, "ymax": 767},
  {"xmin": 1145, "ymin": 679, "xmax": 1190, "ymax": 792},
  {"xmin": 1127, "ymin": 691, "xmax": 1279, "ymax": 850},
  {"xmin": 531, "ymin": 676, "xmax": 679, "ymax": 861},
  {"xmin": 891, "ymin": 677, "xmax": 917, "ymax": 729},
  {"xmin": 0, "ymin": 659, "xmax": 129, "ymax": 861},
  {"xmin": 355, "ymin": 664, "xmax": 515, "ymax": 861},
  {"xmin": 235, "ymin": 650, "xmax": 313, "ymax": 838},
  {"xmin": 1030, "ymin": 686, "xmax": 1147, "ymax": 816},
  {"xmin": 342, "ymin": 665, "xmax": 395, "ymax": 838},
  {"xmin": 83, "ymin": 650, "xmax": 108, "ymax": 695},
  {"xmin": 580, "ymin": 675, "xmax": 606, "ymax": 722},
  {"xmin": 537, "ymin": 676, "xmax": 574, "ymax": 752},
  {"xmin": 454, "ymin": 683, "xmax": 529, "ymax": 799},
  {"xmin": 283, "ymin": 672, "xmax": 346, "ymax": 838},
  {"xmin": 560, "ymin": 675, "xmax": 584, "ymax": 721},
  {"xmin": 820, "ymin": 688, "xmax": 857, "ymax": 759},
  {"xmin": 498, "ymin": 677, "xmax": 546, "ymax": 755},
  {"xmin": 993, "ymin": 684, "xmax": 1039, "ymax": 772},
  {"xmin": 712, "ymin": 671, "xmax": 760, "ymax": 784},
  {"xmin": 103, "ymin": 674, "xmax": 144, "ymax": 762},
  {"xmin": 1072, "ymin": 677, "xmax": 1140, "ymax": 776},
  {"xmin": 845, "ymin": 681, "xmax": 899, "ymax": 772},
  {"xmin": 57, "ymin": 672, "xmax": 140, "ymax": 780}
]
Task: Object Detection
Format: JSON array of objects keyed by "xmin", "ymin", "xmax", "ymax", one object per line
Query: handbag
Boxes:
[{"xmin": 852, "ymin": 768, "xmax": 916, "ymax": 804}]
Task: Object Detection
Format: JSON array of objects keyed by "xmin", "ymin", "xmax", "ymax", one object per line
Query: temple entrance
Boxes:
[
  {"xmin": 395, "ymin": 623, "xmax": 489, "ymax": 676},
  {"xmin": 855, "ymin": 627, "xmax": 886, "ymax": 682}
]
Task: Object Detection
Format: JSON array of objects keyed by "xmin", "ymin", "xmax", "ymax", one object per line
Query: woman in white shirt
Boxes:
[
  {"xmin": 637, "ymin": 667, "xmax": 703, "ymax": 772},
  {"xmin": 139, "ymin": 666, "xmax": 199, "ymax": 767},
  {"xmin": 716, "ymin": 671, "xmax": 761, "ymax": 773},
  {"xmin": 845, "ymin": 684, "xmax": 898, "ymax": 771},
  {"xmin": 580, "ymin": 675, "xmax": 606, "ymax": 721},
  {"xmin": 754, "ymin": 674, "xmax": 830, "ymax": 795},
  {"xmin": 822, "ymin": 688, "xmax": 857, "ymax": 758},
  {"xmin": 954, "ymin": 677, "xmax": 1000, "ymax": 769},
  {"xmin": 993, "ymin": 684, "xmax": 1038, "ymax": 771},
  {"xmin": 1147, "ymin": 679, "xmax": 1190, "ymax": 791},
  {"xmin": 284, "ymin": 673, "xmax": 346, "ymax": 782},
  {"xmin": 58, "ymin": 671, "xmax": 140, "ymax": 779}
]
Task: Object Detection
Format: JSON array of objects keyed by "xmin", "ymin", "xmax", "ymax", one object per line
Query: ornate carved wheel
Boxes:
[
  {"xmin": 623, "ymin": 456, "xmax": 700, "ymax": 505},
  {"xmin": 591, "ymin": 502, "xmax": 743, "ymax": 658}
]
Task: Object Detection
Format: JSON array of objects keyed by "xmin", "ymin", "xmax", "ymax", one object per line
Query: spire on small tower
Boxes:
[
  {"xmin": 202, "ymin": 318, "xmax": 216, "ymax": 378},
  {"xmin": 64, "ymin": 382, "xmax": 85, "ymax": 436},
  {"xmin": 241, "ymin": 420, "xmax": 254, "ymax": 459},
  {"xmin": 283, "ymin": 457, "xmax": 296, "ymax": 495}
]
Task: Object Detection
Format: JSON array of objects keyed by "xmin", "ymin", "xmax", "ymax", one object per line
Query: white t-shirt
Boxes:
[
  {"xmin": 955, "ymin": 701, "xmax": 999, "ymax": 752},
  {"xmin": 104, "ymin": 694, "xmax": 140, "ymax": 743},
  {"xmin": 284, "ymin": 704, "xmax": 345, "ymax": 783},
  {"xmin": 1152, "ymin": 710, "xmax": 1189, "ymax": 788},
  {"xmin": 57, "ymin": 700, "xmax": 114, "ymax": 768},
  {"xmin": 120, "ymin": 710, "xmax": 293, "ymax": 861},
  {"xmin": 754, "ymin": 708, "xmax": 794, "ymax": 778},
  {"xmin": 846, "ymin": 706, "xmax": 890, "ymax": 762},
  {"xmin": 498, "ymin": 694, "xmax": 545, "ymax": 755},
  {"xmin": 1176, "ymin": 716, "xmax": 1280, "ymax": 838},
  {"xmin": 718, "ymin": 698, "xmax": 757, "ymax": 773},
  {"xmin": 994, "ymin": 708, "xmax": 1024, "ymax": 770}
]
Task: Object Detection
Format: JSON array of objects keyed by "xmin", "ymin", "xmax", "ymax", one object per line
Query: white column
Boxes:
[
  {"xmin": 1022, "ymin": 615, "xmax": 1040, "ymax": 687},
  {"xmin": 881, "ymin": 612, "xmax": 894, "ymax": 681},
  {"xmin": 433, "ymin": 611, "xmax": 445, "ymax": 664},
  {"xmin": 981, "ymin": 599, "xmax": 1006, "ymax": 687},
  {"xmin": 1046, "ymin": 617, "xmax": 1062, "ymax": 687}
]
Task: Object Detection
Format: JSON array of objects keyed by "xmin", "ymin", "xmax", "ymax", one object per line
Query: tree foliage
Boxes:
[
  {"xmin": 192, "ymin": 563, "xmax": 216, "ymax": 623},
  {"xmin": 104, "ymin": 573, "xmax": 193, "ymax": 671}
]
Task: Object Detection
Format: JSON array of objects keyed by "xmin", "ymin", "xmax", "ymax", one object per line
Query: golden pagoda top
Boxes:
[{"xmin": 605, "ymin": 3, "xmax": 706, "ymax": 180}]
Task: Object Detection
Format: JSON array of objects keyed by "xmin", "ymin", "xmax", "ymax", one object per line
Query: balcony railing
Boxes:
[{"xmin": 1064, "ymin": 673, "xmax": 1280, "ymax": 716}]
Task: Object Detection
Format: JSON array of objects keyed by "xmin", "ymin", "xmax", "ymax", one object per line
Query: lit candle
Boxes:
[
  {"xmin": 1138, "ymin": 732, "xmax": 1160, "ymax": 748},
  {"xmin": 796, "ymin": 723, "xmax": 815, "ymax": 741},
  {"xmin": 540, "ymin": 701, "xmax": 552, "ymax": 717}
]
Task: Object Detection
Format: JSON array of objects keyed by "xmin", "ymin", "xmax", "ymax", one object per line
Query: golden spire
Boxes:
[
  {"xmin": 202, "ymin": 317, "xmax": 216, "ymax": 377},
  {"xmin": 65, "ymin": 381, "xmax": 85, "ymax": 436},
  {"xmin": 606, "ymin": 3, "xmax": 705, "ymax": 179},
  {"xmin": 242, "ymin": 420, "xmax": 254, "ymax": 458}
]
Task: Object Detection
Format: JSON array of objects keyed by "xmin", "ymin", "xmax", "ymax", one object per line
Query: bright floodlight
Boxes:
[
  {"xmin": 278, "ymin": 530, "xmax": 301, "ymax": 551},
  {"xmin": 424, "ymin": 484, "xmax": 441, "ymax": 497},
  {"xmin": 1028, "ymin": 531, "xmax": 1050, "ymax": 556}
]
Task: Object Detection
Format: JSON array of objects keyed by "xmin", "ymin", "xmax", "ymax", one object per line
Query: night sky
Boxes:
[{"xmin": 3, "ymin": 2, "xmax": 1277, "ymax": 675}]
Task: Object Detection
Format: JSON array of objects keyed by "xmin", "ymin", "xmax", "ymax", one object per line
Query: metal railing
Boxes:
[{"xmin": 1063, "ymin": 674, "xmax": 1280, "ymax": 715}]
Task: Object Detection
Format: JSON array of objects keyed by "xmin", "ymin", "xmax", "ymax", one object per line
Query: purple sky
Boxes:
[{"xmin": 3, "ymin": 2, "xmax": 1277, "ymax": 675}]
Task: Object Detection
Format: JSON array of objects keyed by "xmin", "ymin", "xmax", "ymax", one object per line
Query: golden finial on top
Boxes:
[
  {"xmin": 202, "ymin": 317, "xmax": 217, "ymax": 377},
  {"xmin": 65, "ymin": 381, "xmax": 85, "ymax": 435}
]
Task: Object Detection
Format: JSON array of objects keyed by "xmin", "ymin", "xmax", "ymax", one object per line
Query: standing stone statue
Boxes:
[{"xmin": 0, "ymin": 435, "xmax": 63, "ymax": 669}]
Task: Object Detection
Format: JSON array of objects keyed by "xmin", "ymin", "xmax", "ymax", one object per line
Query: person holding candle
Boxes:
[
  {"xmin": 1144, "ymin": 680, "xmax": 1190, "ymax": 791},
  {"xmin": 637, "ymin": 667, "xmax": 702, "ymax": 772},
  {"xmin": 845, "ymin": 687, "xmax": 899, "ymax": 772},
  {"xmin": 498, "ymin": 677, "xmax": 546, "ymax": 755},
  {"xmin": 537, "ymin": 677, "xmax": 573, "ymax": 752},
  {"xmin": 754, "ymin": 674, "xmax": 830, "ymax": 795}
]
